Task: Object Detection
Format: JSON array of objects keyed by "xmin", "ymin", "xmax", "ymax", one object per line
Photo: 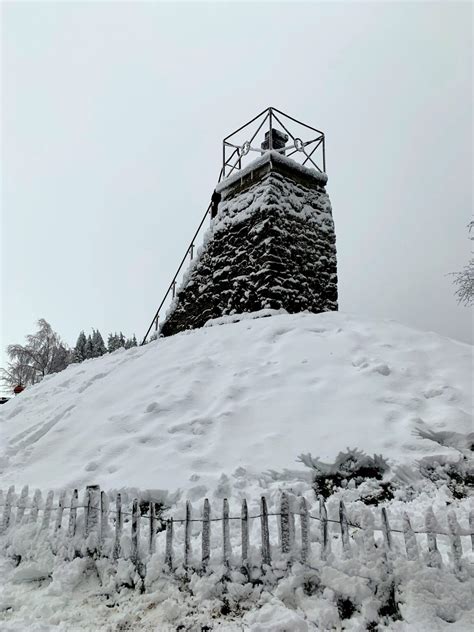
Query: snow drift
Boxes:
[{"xmin": 0, "ymin": 311, "xmax": 471, "ymax": 497}]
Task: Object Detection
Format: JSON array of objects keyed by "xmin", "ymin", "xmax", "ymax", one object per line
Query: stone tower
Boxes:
[{"xmin": 159, "ymin": 110, "xmax": 337, "ymax": 337}]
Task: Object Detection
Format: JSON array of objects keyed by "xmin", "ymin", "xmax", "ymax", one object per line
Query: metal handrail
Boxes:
[{"xmin": 141, "ymin": 201, "xmax": 213, "ymax": 345}]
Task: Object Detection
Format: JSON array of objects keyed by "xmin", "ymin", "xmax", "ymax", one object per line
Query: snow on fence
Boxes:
[{"xmin": 1, "ymin": 485, "xmax": 473, "ymax": 580}]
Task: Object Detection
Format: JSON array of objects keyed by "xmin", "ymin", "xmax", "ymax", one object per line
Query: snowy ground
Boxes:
[{"xmin": 0, "ymin": 311, "xmax": 472, "ymax": 630}]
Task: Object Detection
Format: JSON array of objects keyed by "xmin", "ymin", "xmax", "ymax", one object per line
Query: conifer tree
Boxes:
[
  {"xmin": 91, "ymin": 329, "xmax": 107, "ymax": 357},
  {"xmin": 83, "ymin": 335, "xmax": 94, "ymax": 359},
  {"xmin": 73, "ymin": 331, "xmax": 87, "ymax": 363}
]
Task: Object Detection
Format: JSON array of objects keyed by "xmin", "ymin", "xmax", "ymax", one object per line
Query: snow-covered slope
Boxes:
[{"xmin": 0, "ymin": 311, "xmax": 471, "ymax": 497}]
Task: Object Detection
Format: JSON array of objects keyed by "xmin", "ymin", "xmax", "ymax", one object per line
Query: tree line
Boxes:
[{"xmin": 1, "ymin": 319, "xmax": 138, "ymax": 392}]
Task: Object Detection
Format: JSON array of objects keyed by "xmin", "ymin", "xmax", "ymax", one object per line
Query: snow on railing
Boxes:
[{"xmin": 1, "ymin": 485, "xmax": 473, "ymax": 585}]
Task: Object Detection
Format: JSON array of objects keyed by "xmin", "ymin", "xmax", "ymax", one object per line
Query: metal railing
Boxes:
[{"xmin": 222, "ymin": 106, "xmax": 326, "ymax": 179}]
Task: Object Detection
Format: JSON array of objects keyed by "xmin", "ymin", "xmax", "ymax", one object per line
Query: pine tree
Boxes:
[
  {"xmin": 91, "ymin": 329, "xmax": 107, "ymax": 357},
  {"xmin": 73, "ymin": 331, "xmax": 87, "ymax": 363},
  {"xmin": 107, "ymin": 332, "xmax": 120, "ymax": 353},
  {"xmin": 83, "ymin": 335, "xmax": 94, "ymax": 359},
  {"xmin": 119, "ymin": 332, "xmax": 126, "ymax": 348}
]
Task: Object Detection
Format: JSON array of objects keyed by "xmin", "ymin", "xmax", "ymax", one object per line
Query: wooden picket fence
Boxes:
[{"xmin": 1, "ymin": 484, "xmax": 473, "ymax": 580}]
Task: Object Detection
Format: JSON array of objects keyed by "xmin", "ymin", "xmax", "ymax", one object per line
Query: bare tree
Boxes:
[
  {"xmin": 452, "ymin": 220, "xmax": 474, "ymax": 306},
  {"xmin": 1, "ymin": 319, "xmax": 71, "ymax": 391}
]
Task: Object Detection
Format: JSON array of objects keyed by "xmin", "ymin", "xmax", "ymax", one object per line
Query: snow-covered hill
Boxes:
[{"xmin": 1, "ymin": 311, "xmax": 471, "ymax": 497}]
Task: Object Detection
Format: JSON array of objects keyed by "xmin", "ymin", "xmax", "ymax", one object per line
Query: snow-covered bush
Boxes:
[
  {"xmin": 298, "ymin": 448, "xmax": 390, "ymax": 499},
  {"xmin": 418, "ymin": 455, "xmax": 473, "ymax": 500}
]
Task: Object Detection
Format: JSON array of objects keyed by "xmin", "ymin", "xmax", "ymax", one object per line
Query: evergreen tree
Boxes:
[
  {"xmin": 119, "ymin": 332, "xmax": 126, "ymax": 348},
  {"xmin": 124, "ymin": 334, "xmax": 138, "ymax": 349},
  {"xmin": 73, "ymin": 331, "xmax": 87, "ymax": 363},
  {"xmin": 83, "ymin": 335, "xmax": 94, "ymax": 359},
  {"xmin": 91, "ymin": 329, "xmax": 107, "ymax": 357},
  {"xmin": 107, "ymin": 332, "xmax": 120, "ymax": 353}
]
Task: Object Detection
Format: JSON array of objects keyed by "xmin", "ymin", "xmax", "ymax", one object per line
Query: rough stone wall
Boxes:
[{"xmin": 160, "ymin": 157, "xmax": 337, "ymax": 337}]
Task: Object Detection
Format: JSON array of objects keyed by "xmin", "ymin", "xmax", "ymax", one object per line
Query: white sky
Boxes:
[{"xmin": 1, "ymin": 1, "xmax": 472, "ymax": 376}]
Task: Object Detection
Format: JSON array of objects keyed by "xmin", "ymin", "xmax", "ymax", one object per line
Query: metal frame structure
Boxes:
[
  {"xmin": 220, "ymin": 106, "xmax": 326, "ymax": 181},
  {"xmin": 142, "ymin": 108, "xmax": 326, "ymax": 344}
]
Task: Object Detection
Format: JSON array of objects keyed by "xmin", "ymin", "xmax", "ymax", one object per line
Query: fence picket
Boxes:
[
  {"xmin": 289, "ymin": 495, "xmax": 296, "ymax": 552},
  {"xmin": 131, "ymin": 498, "xmax": 140, "ymax": 565},
  {"xmin": 68, "ymin": 490, "xmax": 78, "ymax": 538},
  {"xmin": 362, "ymin": 508, "xmax": 376, "ymax": 556},
  {"xmin": 149, "ymin": 501, "xmax": 156, "ymax": 556},
  {"xmin": 113, "ymin": 493, "xmax": 122, "ymax": 560},
  {"xmin": 1, "ymin": 486, "xmax": 15, "ymax": 534},
  {"xmin": 54, "ymin": 491, "xmax": 66, "ymax": 533},
  {"xmin": 280, "ymin": 493, "xmax": 291, "ymax": 555},
  {"xmin": 469, "ymin": 509, "xmax": 474, "ymax": 553},
  {"xmin": 29, "ymin": 489, "xmax": 42, "ymax": 525},
  {"xmin": 319, "ymin": 497, "xmax": 330, "ymax": 560},
  {"xmin": 447, "ymin": 511, "xmax": 463, "ymax": 573},
  {"xmin": 100, "ymin": 491, "xmax": 109, "ymax": 551},
  {"xmin": 223, "ymin": 498, "xmax": 231, "ymax": 567},
  {"xmin": 260, "ymin": 496, "xmax": 271, "ymax": 566},
  {"xmin": 402, "ymin": 513, "xmax": 419, "ymax": 561},
  {"xmin": 165, "ymin": 518, "xmax": 174, "ymax": 569},
  {"xmin": 299, "ymin": 497, "xmax": 310, "ymax": 563},
  {"xmin": 202, "ymin": 498, "xmax": 210, "ymax": 570},
  {"xmin": 380, "ymin": 508, "xmax": 392, "ymax": 551},
  {"xmin": 16, "ymin": 485, "xmax": 29, "ymax": 524},
  {"xmin": 41, "ymin": 491, "xmax": 54, "ymax": 533},
  {"xmin": 241, "ymin": 499, "xmax": 249, "ymax": 568},
  {"xmin": 339, "ymin": 500, "xmax": 351, "ymax": 556},
  {"xmin": 184, "ymin": 501, "xmax": 192, "ymax": 569},
  {"xmin": 424, "ymin": 506, "xmax": 442, "ymax": 568}
]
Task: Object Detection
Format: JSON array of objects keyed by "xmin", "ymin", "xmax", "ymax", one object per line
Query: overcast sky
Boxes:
[{"xmin": 1, "ymin": 1, "xmax": 472, "ymax": 377}]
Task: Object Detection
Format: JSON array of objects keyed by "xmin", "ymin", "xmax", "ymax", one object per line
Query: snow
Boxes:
[
  {"xmin": 215, "ymin": 151, "xmax": 328, "ymax": 194},
  {"xmin": 0, "ymin": 311, "xmax": 473, "ymax": 630},
  {"xmin": 1, "ymin": 311, "xmax": 471, "ymax": 494}
]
